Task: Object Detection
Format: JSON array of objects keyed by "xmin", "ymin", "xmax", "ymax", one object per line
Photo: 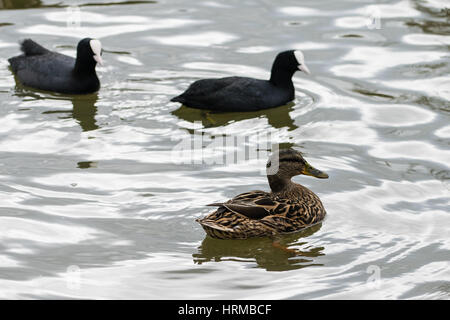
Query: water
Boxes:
[{"xmin": 0, "ymin": 0, "xmax": 449, "ymax": 299}]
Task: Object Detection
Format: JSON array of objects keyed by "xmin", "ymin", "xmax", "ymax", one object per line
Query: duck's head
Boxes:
[
  {"xmin": 267, "ymin": 148, "xmax": 328, "ymax": 179},
  {"xmin": 76, "ymin": 38, "xmax": 103, "ymax": 67},
  {"xmin": 273, "ymin": 50, "xmax": 310, "ymax": 75}
]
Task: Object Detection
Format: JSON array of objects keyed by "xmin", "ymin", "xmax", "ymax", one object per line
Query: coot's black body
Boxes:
[
  {"xmin": 8, "ymin": 38, "xmax": 102, "ymax": 94},
  {"xmin": 171, "ymin": 50, "xmax": 310, "ymax": 112},
  {"xmin": 172, "ymin": 77, "xmax": 294, "ymax": 112}
]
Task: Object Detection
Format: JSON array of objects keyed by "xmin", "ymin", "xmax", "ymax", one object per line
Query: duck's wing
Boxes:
[
  {"xmin": 200, "ymin": 191, "xmax": 296, "ymax": 239},
  {"xmin": 172, "ymin": 77, "xmax": 239, "ymax": 99},
  {"xmin": 207, "ymin": 202, "xmax": 270, "ymax": 219},
  {"xmin": 207, "ymin": 190, "xmax": 279, "ymax": 220},
  {"xmin": 20, "ymin": 39, "xmax": 51, "ymax": 56},
  {"xmin": 171, "ymin": 77, "xmax": 270, "ymax": 111},
  {"xmin": 9, "ymin": 39, "xmax": 75, "ymax": 75}
]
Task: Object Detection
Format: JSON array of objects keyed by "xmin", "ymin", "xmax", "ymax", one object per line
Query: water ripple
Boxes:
[{"xmin": 0, "ymin": 0, "xmax": 449, "ymax": 300}]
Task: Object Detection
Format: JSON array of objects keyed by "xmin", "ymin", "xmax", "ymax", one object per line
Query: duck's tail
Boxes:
[
  {"xmin": 196, "ymin": 218, "xmax": 238, "ymax": 239},
  {"xmin": 20, "ymin": 39, "xmax": 49, "ymax": 56},
  {"xmin": 170, "ymin": 95, "xmax": 184, "ymax": 103},
  {"xmin": 196, "ymin": 217, "xmax": 273, "ymax": 240}
]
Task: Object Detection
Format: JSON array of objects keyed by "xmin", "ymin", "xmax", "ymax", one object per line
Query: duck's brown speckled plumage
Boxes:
[{"xmin": 197, "ymin": 149, "xmax": 328, "ymax": 239}]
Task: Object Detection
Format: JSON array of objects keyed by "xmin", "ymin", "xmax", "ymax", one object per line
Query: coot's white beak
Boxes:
[
  {"xmin": 89, "ymin": 39, "xmax": 103, "ymax": 66},
  {"xmin": 93, "ymin": 54, "xmax": 103, "ymax": 66},
  {"xmin": 294, "ymin": 50, "xmax": 310, "ymax": 75},
  {"xmin": 298, "ymin": 63, "xmax": 310, "ymax": 74}
]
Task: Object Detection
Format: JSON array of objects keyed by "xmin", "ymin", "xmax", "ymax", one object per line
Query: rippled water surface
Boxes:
[{"xmin": 0, "ymin": 0, "xmax": 449, "ymax": 299}]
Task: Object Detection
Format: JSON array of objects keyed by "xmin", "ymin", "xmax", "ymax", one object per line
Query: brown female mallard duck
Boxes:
[{"xmin": 197, "ymin": 149, "xmax": 329, "ymax": 239}]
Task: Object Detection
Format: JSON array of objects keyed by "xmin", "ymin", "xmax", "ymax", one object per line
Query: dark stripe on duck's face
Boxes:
[
  {"xmin": 279, "ymin": 157, "xmax": 306, "ymax": 164},
  {"xmin": 278, "ymin": 154, "xmax": 329, "ymax": 179}
]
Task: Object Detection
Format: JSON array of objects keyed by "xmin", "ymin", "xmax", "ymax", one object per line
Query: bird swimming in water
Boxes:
[
  {"xmin": 8, "ymin": 38, "xmax": 103, "ymax": 94},
  {"xmin": 171, "ymin": 50, "xmax": 310, "ymax": 112},
  {"xmin": 197, "ymin": 148, "xmax": 328, "ymax": 239}
]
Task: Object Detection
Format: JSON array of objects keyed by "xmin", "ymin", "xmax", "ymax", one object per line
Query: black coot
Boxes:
[
  {"xmin": 171, "ymin": 50, "xmax": 310, "ymax": 112},
  {"xmin": 8, "ymin": 38, "xmax": 103, "ymax": 94}
]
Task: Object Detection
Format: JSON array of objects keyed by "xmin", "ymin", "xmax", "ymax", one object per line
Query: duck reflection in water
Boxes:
[
  {"xmin": 70, "ymin": 94, "xmax": 99, "ymax": 132},
  {"xmin": 193, "ymin": 223, "xmax": 324, "ymax": 272},
  {"xmin": 0, "ymin": 0, "xmax": 42, "ymax": 9},
  {"xmin": 13, "ymin": 82, "xmax": 100, "ymax": 132},
  {"xmin": 41, "ymin": 94, "xmax": 99, "ymax": 132},
  {"xmin": 171, "ymin": 102, "xmax": 297, "ymax": 131}
]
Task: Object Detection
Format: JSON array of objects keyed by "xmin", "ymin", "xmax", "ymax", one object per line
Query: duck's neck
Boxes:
[
  {"xmin": 269, "ymin": 61, "xmax": 296, "ymax": 88},
  {"xmin": 73, "ymin": 56, "xmax": 97, "ymax": 76},
  {"xmin": 267, "ymin": 174, "xmax": 295, "ymax": 194},
  {"xmin": 268, "ymin": 175, "xmax": 311, "ymax": 199}
]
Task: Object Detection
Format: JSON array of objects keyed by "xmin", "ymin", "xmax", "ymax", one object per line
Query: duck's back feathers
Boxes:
[
  {"xmin": 171, "ymin": 77, "xmax": 239, "ymax": 102},
  {"xmin": 222, "ymin": 203, "xmax": 270, "ymax": 219},
  {"xmin": 197, "ymin": 206, "xmax": 275, "ymax": 239},
  {"xmin": 171, "ymin": 77, "xmax": 292, "ymax": 112},
  {"xmin": 207, "ymin": 191, "xmax": 275, "ymax": 219},
  {"xmin": 198, "ymin": 188, "xmax": 326, "ymax": 239},
  {"xmin": 20, "ymin": 39, "xmax": 50, "ymax": 56}
]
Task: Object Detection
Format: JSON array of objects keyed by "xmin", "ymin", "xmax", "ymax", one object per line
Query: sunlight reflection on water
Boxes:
[{"xmin": 0, "ymin": 0, "xmax": 448, "ymax": 299}]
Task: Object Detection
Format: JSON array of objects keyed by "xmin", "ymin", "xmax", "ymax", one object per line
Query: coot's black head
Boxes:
[
  {"xmin": 270, "ymin": 50, "xmax": 310, "ymax": 86},
  {"xmin": 76, "ymin": 38, "xmax": 103, "ymax": 68},
  {"xmin": 274, "ymin": 50, "xmax": 310, "ymax": 75},
  {"xmin": 267, "ymin": 148, "xmax": 328, "ymax": 179}
]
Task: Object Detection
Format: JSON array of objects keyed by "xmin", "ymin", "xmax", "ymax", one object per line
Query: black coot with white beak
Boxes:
[
  {"xmin": 171, "ymin": 50, "xmax": 310, "ymax": 112},
  {"xmin": 8, "ymin": 38, "xmax": 103, "ymax": 94}
]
